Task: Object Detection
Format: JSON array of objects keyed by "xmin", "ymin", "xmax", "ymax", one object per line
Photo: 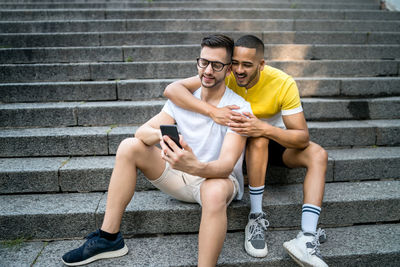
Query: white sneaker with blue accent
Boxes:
[{"xmin": 283, "ymin": 228, "xmax": 328, "ymax": 267}]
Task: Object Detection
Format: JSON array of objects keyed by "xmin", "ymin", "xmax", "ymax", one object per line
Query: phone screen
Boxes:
[{"xmin": 160, "ymin": 125, "xmax": 182, "ymax": 150}]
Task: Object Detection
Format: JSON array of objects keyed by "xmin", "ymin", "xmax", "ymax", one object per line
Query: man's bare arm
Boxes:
[
  {"xmin": 164, "ymin": 77, "xmax": 240, "ymax": 126},
  {"xmin": 161, "ymin": 132, "xmax": 246, "ymax": 178},
  {"xmin": 163, "ymin": 76, "xmax": 208, "ymax": 114},
  {"xmin": 135, "ymin": 111, "xmax": 175, "ymax": 146},
  {"xmin": 266, "ymin": 112, "xmax": 310, "ymax": 149},
  {"xmin": 200, "ymin": 133, "xmax": 246, "ymax": 178},
  {"xmin": 229, "ymin": 112, "xmax": 309, "ymax": 149}
]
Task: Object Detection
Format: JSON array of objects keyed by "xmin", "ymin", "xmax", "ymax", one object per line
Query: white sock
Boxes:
[
  {"xmin": 301, "ymin": 204, "xmax": 321, "ymax": 233},
  {"xmin": 249, "ymin": 185, "xmax": 264, "ymax": 214}
]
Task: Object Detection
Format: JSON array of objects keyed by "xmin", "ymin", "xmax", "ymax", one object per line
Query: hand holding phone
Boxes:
[{"xmin": 160, "ymin": 124, "xmax": 182, "ymax": 150}]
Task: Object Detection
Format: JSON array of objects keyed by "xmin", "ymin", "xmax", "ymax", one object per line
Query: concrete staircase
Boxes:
[{"xmin": 1, "ymin": 0, "xmax": 399, "ymax": 266}]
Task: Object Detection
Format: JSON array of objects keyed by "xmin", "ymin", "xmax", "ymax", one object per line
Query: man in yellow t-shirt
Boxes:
[
  {"xmin": 226, "ymin": 64, "xmax": 303, "ymax": 127},
  {"xmin": 164, "ymin": 35, "xmax": 328, "ymax": 267}
]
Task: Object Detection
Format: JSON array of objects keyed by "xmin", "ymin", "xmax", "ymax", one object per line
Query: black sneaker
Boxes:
[{"xmin": 62, "ymin": 229, "xmax": 128, "ymax": 266}]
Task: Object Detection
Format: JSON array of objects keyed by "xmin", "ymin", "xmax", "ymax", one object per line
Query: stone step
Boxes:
[
  {"xmin": 0, "ymin": 100, "xmax": 165, "ymax": 127},
  {"xmin": 1, "ymin": 120, "xmax": 399, "ymax": 158},
  {"xmin": 0, "ymin": 0, "xmax": 377, "ymax": 3},
  {"xmin": 2, "ymin": 97, "xmax": 399, "ymax": 128},
  {"xmin": 0, "ymin": 180, "xmax": 399, "ymax": 239},
  {"xmin": 304, "ymin": 96, "xmax": 400, "ymax": 120},
  {"xmin": 3, "ymin": 224, "xmax": 396, "ymax": 266},
  {"xmin": 1, "ymin": 146, "xmax": 399, "ymax": 194},
  {"xmin": 2, "ymin": 8, "xmax": 399, "ymax": 21},
  {"xmin": 2, "ymin": 44, "xmax": 399, "ymax": 64},
  {"xmin": 2, "ymin": 19, "xmax": 399, "ymax": 33},
  {"xmin": 1, "ymin": 77, "xmax": 400, "ymax": 103},
  {"xmin": 0, "ymin": 79, "xmax": 170, "ymax": 103},
  {"xmin": 1, "ymin": 60, "xmax": 398, "ymax": 82},
  {"xmin": 2, "ymin": 31, "xmax": 399, "ymax": 48},
  {"xmin": 0, "ymin": 1, "xmax": 382, "ymax": 11}
]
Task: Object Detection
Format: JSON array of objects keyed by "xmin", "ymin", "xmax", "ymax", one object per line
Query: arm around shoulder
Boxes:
[
  {"xmin": 164, "ymin": 76, "xmax": 200, "ymax": 96},
  {"xmin": 164, "ymin": 76, "xmax": 216, "ymax": 118}
]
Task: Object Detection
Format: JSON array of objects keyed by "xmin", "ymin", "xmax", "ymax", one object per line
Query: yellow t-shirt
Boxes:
[{"xmin": 225, "ymin": 65, "xmax": 302, "ymax": 128}]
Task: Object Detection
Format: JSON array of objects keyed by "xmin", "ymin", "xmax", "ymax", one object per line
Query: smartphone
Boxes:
[{"xmin": 160, "ymin": 124, "xmax": 182, "ymax": 150}]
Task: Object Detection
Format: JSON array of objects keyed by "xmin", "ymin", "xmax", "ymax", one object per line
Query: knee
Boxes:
[
  {"xmin": 116, "ymin": 137, "xmax": 145, "ymax": 161},
  {"xmin": 200, "ymin": 181, "xmax": 229, "ymax": 212},
  {"xmin": 307, "ymin": 143, "xmax": 328, "ymax": 167},
  {"xmin": 248, "ymin": 137, "xmax": 269, "ymax": 151}
]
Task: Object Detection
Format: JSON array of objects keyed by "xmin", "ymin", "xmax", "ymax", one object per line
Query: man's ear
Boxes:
[
  {"xmin": 259, "ymin": 59, "xmax": 265, "ymax": 71},
  {"xmin": 225, "ymin": 64, "xmax": 232, "ymax": 78}
]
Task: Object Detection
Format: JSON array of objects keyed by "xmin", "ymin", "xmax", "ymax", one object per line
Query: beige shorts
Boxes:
[{"xmin": 148, "ymin": 162, "xmax": 239, "ymax": 206}]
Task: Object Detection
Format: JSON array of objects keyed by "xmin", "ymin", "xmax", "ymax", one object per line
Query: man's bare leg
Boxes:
[
  {"xmin": 246, "ymin": 137, "xmax": 269, "ymax": 188},
  {"xmin": 101, "ymin": 137, "xmax": 166, "ymax": 234},
  {"xmin": 244, "ymin": 137, "xmax": 270, "ymax": 258},
  {"xmin": 198, "ymin": 178, "xmax": 234, "ymax": 267},
  {"xmin": 282, "ymin": 141, "xmax": 327, "ymax": 207},
  {"xmin": 62, "ymin": 137, "xmax": 166, "ymax": 266},
  {"xmin": 282, "ymin": 142, "xmax": 328, "ymax": 267}
]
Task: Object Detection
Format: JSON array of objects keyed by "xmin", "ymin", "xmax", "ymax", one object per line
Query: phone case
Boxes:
[{"xmin": 160, "ymin": 125, "xmax": 182, "ymax": 149}]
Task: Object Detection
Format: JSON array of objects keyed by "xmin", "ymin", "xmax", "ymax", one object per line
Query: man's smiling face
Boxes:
[
  {"xmin": 231, "ymin": 46, "xmax": 264, "ymax": 89},
  {"xmin": 198, "ymin": 46, "xmax": 231, "ymax": 89}
]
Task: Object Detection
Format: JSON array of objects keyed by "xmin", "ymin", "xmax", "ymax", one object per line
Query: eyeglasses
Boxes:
[{"xmin": 196, "ymin": 58, "xmax": 231, "ymax": 72}]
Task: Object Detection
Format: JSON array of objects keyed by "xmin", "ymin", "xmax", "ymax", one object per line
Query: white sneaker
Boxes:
[
  {"xmin": 283, "ymin": 229, "xmax": 328, "ymax": 267},
  {"xmin": 244, "ymin": 212, "xmax": 269, "ymax": 257}
]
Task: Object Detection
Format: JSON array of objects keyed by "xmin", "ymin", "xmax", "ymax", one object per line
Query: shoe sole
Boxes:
[
  {"xmin": 244, "ymin": 240, "xmax": 268, "ymax": 258},
  {"xmin": 283, "ymin": 242, "xmax": 312, "ymax": 267},
  {"xmin": 283, "ymin": 242, "xmax": 328, "ymax": 267},
  {"xmin": 62, "ymin": 244, "xmax": 129, "ymax": 266}
]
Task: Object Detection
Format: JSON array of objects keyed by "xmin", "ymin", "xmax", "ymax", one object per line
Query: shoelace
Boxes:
[
  {"xmin": 85, "ymin": 230, "xmax": 101, "ymax": 248},
  {"xmin": 317, "ymin": 228, "xmax": 327, "ymax": 243},
  {"xmin": 86, "ymin": 230, "xmax": 100, "ymax": 240},
  {"xmin": 309, "ymin": 228, "xmax": 326, "ymax": 257},
  {"xmin": 248, "ymin": 214, "xmax": 270, "ymax": 241}
]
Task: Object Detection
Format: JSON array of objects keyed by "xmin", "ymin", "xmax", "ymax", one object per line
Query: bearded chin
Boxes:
[
  {"xmin": 201, "ymin": 80, "xmax": 213, "ymax": 88},
  {"xmin": 235, "ymin": 77, "xmax": 248, "ymax": 88},
  {"xmin": 201, "ymin": 76, "xmax": 224, "ymax": 89},
  {"xmin": 202, "ymin": 84, "xmax": 213, "ymax": 88},
  {"xmin": 237, "ymin": 81, "xmax": 247, "ymax": 87},
  {"xmin": 237, "ymin": 70, "xmax": 258, "ymax": 88}
]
